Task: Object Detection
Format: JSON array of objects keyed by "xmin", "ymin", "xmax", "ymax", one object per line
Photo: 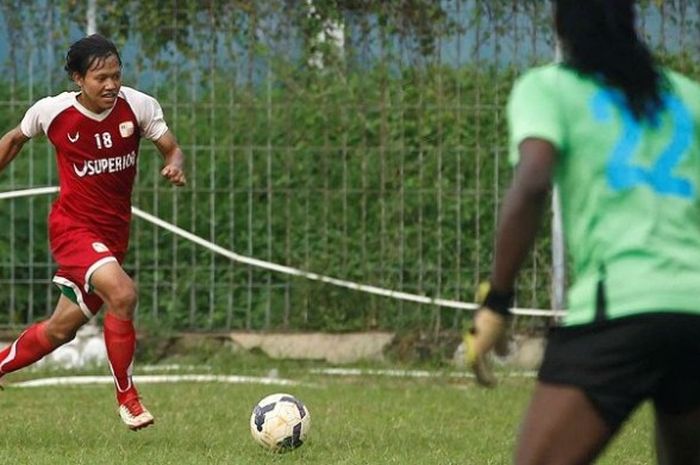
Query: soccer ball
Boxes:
[{"xmin": 250, "ymin": 393, "xmax": 311, "ymax": 452}]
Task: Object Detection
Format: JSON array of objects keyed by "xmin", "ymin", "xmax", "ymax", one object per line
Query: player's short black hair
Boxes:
[
  {"xmin": 64, "ymin": 34, "xmax": 122, "ymax": 78},
  {"xmin": 554, "ymin": 0, "xmax": 665, "ymax": 121}
]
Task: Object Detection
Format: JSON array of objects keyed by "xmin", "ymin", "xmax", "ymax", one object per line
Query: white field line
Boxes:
[
  {"xmin": 0, "ymin": 186, "xmax": 562, "ymax": 318},
  {"xmin": 12, "ymin": 374, "xmax": 303, "ymax": 388},
  {"xmin": 140, "ymin": 364, "xmax": 210, "ymax": 372},
  {"xmin": 9, "ymin": 369, "xmax": 536, "ymax": 389},
  {"xmin": 310, "ymin": 367, "xmax": 537, "ymax": 379}
]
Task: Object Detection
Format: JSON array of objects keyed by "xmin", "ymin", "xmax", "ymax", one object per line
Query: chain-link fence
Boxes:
[{"xmin": 0, "ymin": 0, "xmax": 697, "ymax": 332}]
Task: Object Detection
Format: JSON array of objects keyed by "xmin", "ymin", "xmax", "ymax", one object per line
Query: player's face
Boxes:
[{"xmin": 74, "ymin": 54, "xmax": 122, "ymax": 114}]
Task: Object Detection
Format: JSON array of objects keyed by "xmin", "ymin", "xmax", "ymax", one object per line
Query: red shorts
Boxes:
[{"xmin": 50, "ymin": 219, "xmax": 127, "ymax": 318}]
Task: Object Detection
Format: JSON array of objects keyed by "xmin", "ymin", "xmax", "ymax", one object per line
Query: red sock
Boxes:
[
  {"xmin": 0, "ymin": 322, "xmax": 55, "ymax": 375},
  {"xmin": 104, "ymin": 313, "xmax": 138, "ymax": 404}
]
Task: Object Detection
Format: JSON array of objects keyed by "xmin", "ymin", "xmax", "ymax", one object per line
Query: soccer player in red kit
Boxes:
[{"xmin": 0, "ymin": 34, "xmax": 186, "ymax": 430}]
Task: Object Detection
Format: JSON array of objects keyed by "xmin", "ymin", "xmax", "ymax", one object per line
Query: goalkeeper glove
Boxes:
[{"xmin": 464, "ymin": 282, "xmax": 514, "ymax": 387}]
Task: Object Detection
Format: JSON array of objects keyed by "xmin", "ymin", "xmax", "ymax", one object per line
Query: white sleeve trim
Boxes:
[
  {"xmin": 120, "ymin": 86, "xmax": 169, "ymax": 141},
  {"xmin": 20, "ymin": 93, "xmax": 77, "ymax": 138}
]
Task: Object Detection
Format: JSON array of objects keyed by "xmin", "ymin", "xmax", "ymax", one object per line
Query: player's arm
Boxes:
[
  {"xmin": 491, "ymin": 138, "xmax": 555, "ymax": 291},
  {"xmin": 467, "ymin": 138, "xmax": 555, "ymax": 386},
  {"xmin": 153, "ymin": 130, "xmax": 186, "ymax": 186},
  {"xmin": 0, "ymin": 126, "xmax": 30, "ymax": 173}
]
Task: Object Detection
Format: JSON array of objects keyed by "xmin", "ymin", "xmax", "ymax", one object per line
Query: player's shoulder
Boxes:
[
  {"xmin": 662, "ymin": 68, "xmax": 700, "ymax": 118},
  {"xmin": 118, "ymin": 86, "xmax": 164, "ymax": 120},
  {"xmin": 30, "ymin": 91, "xmax": 77, "ymax": 114},
  {"xmin": 517, "ymin": 63, "xmax": 562, "ymax": 80},
  {"xmin": 119, "ymin": 86, "xmax": 159, "ymax": 105},
  {"xmin": 665, "ymin": 68, "xmax": 700, "ymax": 96},
  {"xmin": 514, "ymin": 63, "xmax": 581, "ymax": 92}
]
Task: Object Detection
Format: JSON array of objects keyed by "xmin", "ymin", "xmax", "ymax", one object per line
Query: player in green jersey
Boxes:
[{"xmin": 467, "ymin": 0, "xmax": 700, "ymax": 463}]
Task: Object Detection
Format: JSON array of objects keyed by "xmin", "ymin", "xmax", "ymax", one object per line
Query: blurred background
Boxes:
[{"xmin": 0, "ymin": 0, "xmax": 696, "ymax": 335}]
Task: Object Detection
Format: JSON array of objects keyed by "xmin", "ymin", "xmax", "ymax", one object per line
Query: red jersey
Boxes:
[{"xmin": 20, "ymin": 86, "xmax": 168, "ymax": 249}]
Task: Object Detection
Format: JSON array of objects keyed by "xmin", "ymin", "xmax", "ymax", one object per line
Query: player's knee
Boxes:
[
  {"xmin": 44, "ymin": 322, "xmax": 77, "ymax": 346},
  {"xmin": 109, "ymin": 285, "xmax": 138, "ymax": 315}
]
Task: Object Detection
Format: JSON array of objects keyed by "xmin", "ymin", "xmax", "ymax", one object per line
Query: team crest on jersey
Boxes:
[
  {"xmin": 119, "ymin": 121, "xmax": 134, "ymax": 138},
  {"xmin": 92, "ymin": 242, "xmax": 109, "ymax": 253}
]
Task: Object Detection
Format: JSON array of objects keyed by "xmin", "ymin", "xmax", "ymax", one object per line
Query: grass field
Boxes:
[{"xmin": 0, "ymin": 363, "xmax": 654, "ymax": 464}]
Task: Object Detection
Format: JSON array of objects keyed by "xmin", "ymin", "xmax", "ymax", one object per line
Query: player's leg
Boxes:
[
  {"xmin": 520, "ymin": 314, "xmax": 667, "ymax": 464},
  {"xmin": 652, "ymin": 314, "xmax": 700, "ymax": 464},
  {"xmin": 654, "ymin": 406, "xmax": 700, "ymax": 465},
  {"xmin": 515, "ymin": 382, "xmax": 615, "ymax": 465},
  {"xmin": 44, "ymin": 294, "xmax": 91, "ymax": 345},
  {"xmin": 89, "ymin": 260, "xmax": 153, "ymax": 430},
  {"xmin": 0, "ymin": 295, "xmax": 87, "ymax": 377}
]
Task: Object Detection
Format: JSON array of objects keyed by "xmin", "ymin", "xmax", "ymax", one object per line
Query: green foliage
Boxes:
[
  {"xmin": 0, "ymin": 63, "xmax": 534, "ymax": 332},
  {"xmin": 131, "ymin": 63, "xmax": 524, "ymax": 332},
  {"xmin": 0, "ymin": 0, "xmax": 697, "ymax": 332}
]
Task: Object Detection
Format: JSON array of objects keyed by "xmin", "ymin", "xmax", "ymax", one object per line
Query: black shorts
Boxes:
[{"xmin": 538, "ymin": 312, "xmax": 700, "ymax": 430}]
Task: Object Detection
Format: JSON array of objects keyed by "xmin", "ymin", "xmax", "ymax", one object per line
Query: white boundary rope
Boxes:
[
  {"xmin": 0, "ymin": 186, "xmax": 60, "ymax": 200},
  {"xmin": 1, "ymin": 186, "xmax": 562, "ymax": 317}
]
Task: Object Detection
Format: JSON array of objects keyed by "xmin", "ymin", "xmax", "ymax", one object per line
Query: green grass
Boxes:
[{"xmin": 0, "ymin": 367, "xmax": 654, "ymax": 464}]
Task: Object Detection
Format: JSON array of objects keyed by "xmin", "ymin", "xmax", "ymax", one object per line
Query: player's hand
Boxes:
[
  {"xmin": 464, "ymin": 282, "xmax": 513, "ymax": 387},
  {"xmin": 465, "ymin": 308, "xmax": 506, "ymax": 387},
  {"xmin": 161, "ymin": 164, "xmax": 186, "ymax": 186}
]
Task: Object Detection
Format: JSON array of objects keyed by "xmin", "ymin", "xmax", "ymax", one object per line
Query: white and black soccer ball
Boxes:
[{"xmin": 250, "ymin": 393, "xmax": 310, "ymax": 452}]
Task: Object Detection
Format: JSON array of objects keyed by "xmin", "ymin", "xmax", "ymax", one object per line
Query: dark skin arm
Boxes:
[
  {"xmin": 468, "ymin": 137, "xmax": 558, "ymax": 387},
  {"xmin": 490, "ymin": 138, "xmax": 556, "ymax": 292}
]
